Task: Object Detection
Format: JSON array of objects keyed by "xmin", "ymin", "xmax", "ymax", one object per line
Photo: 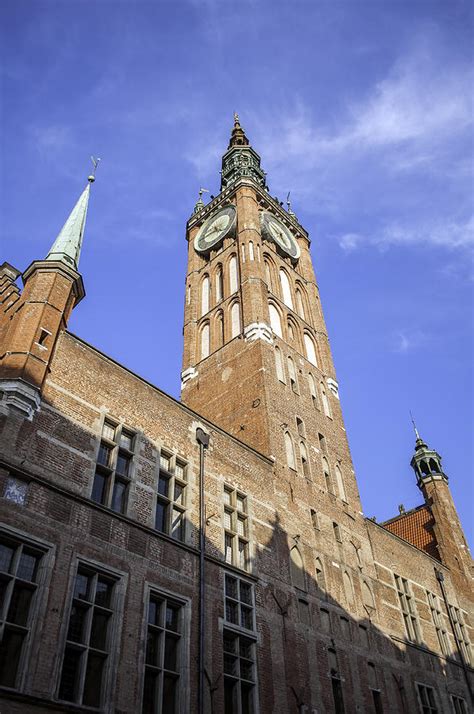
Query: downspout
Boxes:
[
  {"xmin": 435, "ymin": 569, "xmax": 474, "ymax": 705},
  {"xmin": 196, "ymin": 427, "xmax": 210, "ymax": 714}
]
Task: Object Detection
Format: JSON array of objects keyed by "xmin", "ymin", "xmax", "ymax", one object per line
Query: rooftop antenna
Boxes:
[
  {"xmin": 410, "ymin": 410, "xmax": 421, "ymax": 440},
  {"xmin": 89, "ymin": 156, "xmax": 101, "ymax": 183}
]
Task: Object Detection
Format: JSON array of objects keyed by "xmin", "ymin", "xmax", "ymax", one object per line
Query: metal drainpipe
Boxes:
[
  {"xmin": 435, "ymin": 569, "xmax": 474, "ymax": 705},
  {"xmin": 196, "ymin": 427, "xmax": 210, "ymax": 714}
]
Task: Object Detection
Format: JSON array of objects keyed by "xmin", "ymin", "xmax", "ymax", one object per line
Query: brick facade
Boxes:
[{"xmin": 0, "ymin": 120, "xmax": 472, "ymax": 713}]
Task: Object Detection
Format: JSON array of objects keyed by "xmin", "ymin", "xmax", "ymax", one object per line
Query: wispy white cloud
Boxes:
[{"xmin": 391, "ymin": 328, "xmax": 427, "ymax": 354}]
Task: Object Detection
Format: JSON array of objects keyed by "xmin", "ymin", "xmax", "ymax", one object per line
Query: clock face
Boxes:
[
  {"xmin": 194, "ymin": 206, "xmax": 236, "ymax": 254},
  {"xmin": 261, "ymin": 212, "xmax": 300, "ymax": 260}
]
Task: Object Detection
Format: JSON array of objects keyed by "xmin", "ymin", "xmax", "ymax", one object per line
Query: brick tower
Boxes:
[
  {"xmin": 181, "ymin": 114, "xmax": 363, "ymax": 514},
  {"xmin": 0, "ymin": 173, "xmax": 94, "ymax": 419}
]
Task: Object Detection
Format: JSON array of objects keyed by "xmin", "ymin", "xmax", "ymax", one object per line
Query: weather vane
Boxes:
[
  {"xmin": 409, "ymin": 410, "xmax": 421, "ymax": 440},
  {"xmin": 198, "ymin": 187, "xmax": 209, "ymax": 199},
  {"xmin": 88, "ymin": 156, "xmax": 101, "ymax": 182}
]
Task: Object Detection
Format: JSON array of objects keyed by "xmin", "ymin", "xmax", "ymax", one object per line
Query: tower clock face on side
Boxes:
[
  {"xmin": 260, "ymin": 211, "xmax": 300, "ymax": 260},
  {"xmin": 194, "ymin": 205, "xmax": 236, "ymax": 254}
]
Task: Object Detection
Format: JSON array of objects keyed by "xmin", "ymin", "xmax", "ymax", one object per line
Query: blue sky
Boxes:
[{"xmin": 1, "ymin": 0, "xmax": 473, "ymax": 546}]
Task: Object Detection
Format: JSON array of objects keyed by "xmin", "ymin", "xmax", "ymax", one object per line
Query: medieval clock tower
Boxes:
[{"xmin": 181, "ymin": 115, "xmax": 364, "ymax": 519}]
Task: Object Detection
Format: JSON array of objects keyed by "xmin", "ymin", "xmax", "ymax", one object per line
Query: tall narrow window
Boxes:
[
  {"xmin": 449, "ymin": 606, "xmax": 472, "ymax": 666},
  {"xmin": 295, "ymin": 288, "xmax": 305, "ymax": 319},
  {"xmin": 229, "ymin": 255, "xmax": 238, "ymax": 294},
  {"xmin": 279, "ymin": 269, "xmax": 293, "ymax": 309},
  {"xmin": 216, "ymin": 311, "xmax": 225, "ymax": 348},
  {"xmin": 296, "ymin": 417, "xmax": 305, "ymax": 437},
  {"xmin": 248, "ymin": 241, "xmax": 254, "ymax": 261},
  {"xmin": 308, "ymin": 373, "xmax": 318, "ymax": 408},
  {"xmin": 323, "ymin": 457, "xmax": 332, "ymax": 492},
  {"xmin": 333, "ymin": 522, "xmax": 342, "ymax": 542},
  {"xmin": 274, "ymin": 347, "xmax": 285, "ymax": 382},
  {"xmin": 304, "ymin": 333, "xmax": 317, "ymax": 366},
  {"xmin": 241, "ymin": 244, "xmax": 246, "ymax": 262},
  {"xmin": 315, "ymin": 557, "xmax": 324, "ymax": 589},
  {"xmin": 269, "ymin": 304, "xmax": 282, "ymax": 338},
  {"xmin": 300, "ymin": 441, "xmax": 310, "ymax": 479},
  {"xmin": 223, "ymin": 487, "xmax": 249, "ymax": 571},
  {"xmin": 290, "ymin": 547, "xmax": 306, "ymax": 591},
  {"xmin": 287, "ymin": 356, "xmax": 298, "ymax": 393},
  {"xmin": 427, "ymin": 592, "xmax": 450, "ymax": 656},
  {"xmin": 285, "ymin": 432, "xmax": 296, "ymax": 470},
  {"xmin": 216, "ymin": 265, "xmax": 223, "ymax": 303},
  {"xmin": 394, "ymin": 575, "xmax": 421, "ymax": 643},
  {"xmin": 58, "ymin": 565, "xmax": 118, "ymax": 708},
  {"xmin": 0, "ymin": 536, "xmax": 45, "ymax": 689},
  {"xmin": 224, "ymin": 574, "xmax": 255, "ymax": 631},
  {"xmin": 256, "ymin": 244, "xmax": 261, "ymax": 262},
  {"xmin": 231, "ymin": 302, "xmax": 241, "ymax": 339},
  {"xmin": 92, "ymin": 420, "xmax": 135, "ymax": 514},
  {"xmin": 321, "ymin": 384, "xmax": 331, "ymax": 417},
  {"xmin": 142, "ymin": 591, "xmax": 184, "ymax": 714},
  {"xmin": 334, "ymin": 464, "xmax": 347, "ymax": 502},
  {"xmin": 451, "ymin": 695, "xmax": 468, "ymax": 714},
  {"xmin": 201, "ymin": 275, "xmax": 210, "ymax": 316},
  {"xmin": 416, "ymin": 684, "xmax": 438, "ymax": 713},
  {"xmin": 264, "ymin": 260, "xmax": 272, "ymax": 290},
  {"xmin": 343, "ymin": 571, "xmax": 354, "ymax": 604},
  {"xmin": 155, "ymin": 453, "xmax": 188, "ymax": 541},
  {"xmin": 329, "ymin": 648, "xmax": 345, "ymax": 714},
  {"xmin": 223, "ymin": 630, "xmax": 256, "ymax": 714},
  {"xmin": 200, "ymin": 323, "xmax": 210, "ymax": 360}
]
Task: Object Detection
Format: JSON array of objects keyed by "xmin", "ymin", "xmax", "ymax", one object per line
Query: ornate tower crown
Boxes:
[
  {"xmin": 410, "ymin": 420, "xmax": 447, "ymax": 487},
  {"xmin": 220, "ymin": 114, "xmax": 267, "ymax": 191}
]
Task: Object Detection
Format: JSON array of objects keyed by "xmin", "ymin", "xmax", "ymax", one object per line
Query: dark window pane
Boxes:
[
  {"xmin": 158, "ymin": 475, "xmax": 169, "ymax": 497},
  {"xmin": 91, "ymin": 471, "xmax": 108, "ymax": 505},
  {"xmin": 224, "ymin": 653, "xmax": 238, "ymax": 676},
  {"xmin": 0, "ymin": 544, "xmax": 15, "ymax": 574},
  {"xmin": 0, "ymin": 576, "xmax": 9, "ymax": 614},
  {"xmin": 0, "ymin": 628, "xmax": 25, "ymax": 687},
  {"xmin": 223, "ymin": 632, "xmax": 237, "ymax": 653},
  {"xmin": 174, "ymin": 483, "xmax": 184, "ymax": 504},
  {"xmin": 225, "ymin": 575, "xmax": 238, "ymax": 600},
  {"xmin": 164, "ymin": 634, "xmax": 179, "ymax": 672},
  {"xmin": 67, "ymin": 604, "xmax": 88, "ymax": 643},
  {"xmin": 17, "ymin": 551, "xmax": 38, "ymax": 582},
  {"xmin": 97, "ymin": 442, "xmax": 112, "ymax": 467},
  {"xmin": 241, "ymin": 682, "xmax": 255, "ymax": 714},
  {"xmin": 148, "ymin": 598, "xmax": 161, "ymax": 626},
  {"xmin": 90, "ymin": 610, "xmax": 110, "ymax": 651},
  {"xmin": 165, "ymin": 604, "xmax": 179, "ymax": 632},
  {"xmin": 116, "ymin": 451, "xmax": 131, "ymax": 477},
  {"xmin": 239, "ymin": 582, "xmax": 252, "ymax": 605},
  {"xmin": 7, "ymin": 584, "xmax": 33, "ymax": 626},
  {"xmin": 239, "ymin": 639, "xmax": 253, "ymax": 660},
  {"xmin": 155, "ymin": 501, "xmax": 168, "ymax": 533},
  {"xmin": 120, "ymin": 431, "xmax": 133, "ymax": 450},
  {"xmin": 241, "ymin": 606, "xmax": 253, "ymax": 630},
  {"xmin": 111, "ymin": 480, "xmax": 127, "ymax": 514},
  {"xmin": 240, "ymin": 658, "xmax": 254, "ymax": 681},
  {"xmin": 95, "ymin": 578, "xmax": 112, "ymax": 608},
  {"xmin": 162, "ymin": 674, "xmax": 178, "ymax": 714},
  {"xmin": 82, "ymin": 653, "xmax": 105, "ymax": 708},
  {"xmin": 142, "ymin": 670, "xmax": 157, "ymax": 714},
  {"xmin": 226, "ymin": 600, "xmax": 238, "ymax": 624},
  {"xmin": 171, "ymin": 509, "xmax": 183, "ymax": 541},
  {"xmin": 74, "ymin": 572, "xmax": 91, "ymax": 601},
  {"xmin": 58, "ymin": 646, "xmax": 82, "ymax": 702},
  {"xmin": 146, "ymin": 631, "xmax": 160, "ymax": 666},
  {"xmin": 332, "ymin": 677, "xmax": 345, "ymax": 714},
  {"xmin": 225, "ymin": 678, "xmax": 237, "ymax": 714}
]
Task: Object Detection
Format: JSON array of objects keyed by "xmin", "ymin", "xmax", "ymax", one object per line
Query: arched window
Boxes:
[
  {"xmin": 296, "ymin": 417, "xmax": 305, "ymax": 437},
  {"xmin": 420, "ymin": 460, "xmax": 430, "ymax": 476},
  {"xmin": 343, "ymin": 571, "xmax": 354, "ymax": 604},
  {"xmin": 295, "ymin": 288, "xmax": 305, "ymax": 319},
  {"xmin": 216, "ymin": 311, "xmax": 224, "ymax": 348},
  {"xmin": 187, "ymin": 284, "xmax": 191, "ymax": 305},
  {"xmin": 256, "ymin": 244, "xmax": 261, "ymax": 262},
  {"xmin": 279, "ymin": 269, "xmax": 293, "ymax": 309},
  {"xmin": 300, "ymin": 441, "xmax": 310, "ymax": 479},
  {"xmin": 215, "ymin": 265, "xmax": 223, "ymax": 303},
  {"xmin": 334, "ymin": 464, "xmax": 347, "ymax": 502},
  {"xmin": 288, "ymin": 321, "xmax": 294, "ymax": 342},
  {"xmin": 321, "ymin": 384, "xmax": 331, "ymax": 417},
  {"xmin": 275, "ymin": 347, "xmax": 285, "ymax": 382},
  {"xmin": 269, "ymin": 304, "xmax": 282, "ymax": 338},
  {"xmin": 264, "ymin": 260, "xmax": 272, "ymax": 290},
  {"xmin": 285, "ymin": 432, "xmax": 296, "ymax": 470},
  {"xmin": 241, "ymin": 244, "xmax": 246, "ymax": 262},
  {"xmin": 308, "ymin": 373, "xmax": 318, "ymax": 408},
  {"xmin": 362, "ymin": 582, "xmax": 375, "ymax": 611},
  {"xmin": 290, "ymin": 547, "xmax": 306, "ymax": 591},
  {"xmin": 315, "ymin": 557, "xmax": 324, "ymax": 589},
  {"xmin": 229, "ymin": 255, "xmax": 238, "ymax": 294},
  {"xmin": 429, "ymin": 458, "xmax": 439, "ymax": 473},
  {"xmin": 231, "ymin": 302, "xmax": 241, "ymax": 338},
  {"xmin": 287, "ymin": 356, "xmax": 298, "ymax": 393},
  {"xmin": 201, "ymin": 275, "xmax": 209, "ymax": 316},
  {"xmin": 200, "ymin": 323, "xmax": 210, "ymax": 360},
  {"xmin": 248, "ymin": 241, "xmax": 255, "ymax": 261},
  {"xmin": 304, "ymin": 333, "xmax": 317, "ymax": 366},
  {"xmin": 323, "ymin": 457, "xmax": 332, "ymax": 492}
]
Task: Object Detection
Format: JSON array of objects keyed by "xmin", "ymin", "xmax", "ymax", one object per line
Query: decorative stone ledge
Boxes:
[
  {"xmin": 0, "ymin": 379, "xmax": 41, "ymax": 420},
  {"xmin": 244, "ymin": 322, "xmax": 273, "ymax": 344},
  {"xmin": 326, "ymin": 377, "xmax": 339, "ymax": 399},
  {"xmin": 181, "ymin": 367, "xmax": 198, "ymax": 389}
]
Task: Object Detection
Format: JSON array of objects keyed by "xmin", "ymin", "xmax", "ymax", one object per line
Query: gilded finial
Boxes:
[
  {"xmin": 88, "ymin": 156, "xmax": 101, "ymax": 183},
  {"xmin": 410, "ymin": 411, "xmax": 421, "ymax": 440},
  {"xmin": 234, "ymin": 112, "xmax": 240, "ymax": 126}
]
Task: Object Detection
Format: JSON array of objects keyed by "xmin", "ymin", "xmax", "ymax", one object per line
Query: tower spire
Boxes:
[
  {"xmin": 220, "ymin": 114, "xmax": 267, "ymax": 191},
  {"xmin": 46, "ymin": 160, "xmax": 98, "ymax": 270},
  {"xmin": 228, "ymin": 112, "xmax": 250, "ymax": 148},
  {"xmin": 410, "ymin": 410, "xmax": 422, "ymax": 441}
]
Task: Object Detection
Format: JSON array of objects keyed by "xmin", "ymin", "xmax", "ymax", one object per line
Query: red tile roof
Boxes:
[{"xmin": 381, "ymin": 504, "xmax": 440, "ymax": 560}]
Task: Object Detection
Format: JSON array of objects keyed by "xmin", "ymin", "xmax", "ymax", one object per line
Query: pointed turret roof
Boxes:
[
  {"xmin": 228, "ymin": 113, "xmax": 250, "ymax": 148},
  {"xmin": 46, "ymin": 174, "xmax": 95, "ymax": 270},
  {"xmin": 220, "ymin": 114, "xmax": 267, "ymax": 191}
]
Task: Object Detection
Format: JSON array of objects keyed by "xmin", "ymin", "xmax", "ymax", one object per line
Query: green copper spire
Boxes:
[
  {"xmin": 46, "ymin": 163, "xmax": 98, "ymax": 270},
  {"xmin": 220, "ymin": 114, "xmax": 267, "ymax": 191}
]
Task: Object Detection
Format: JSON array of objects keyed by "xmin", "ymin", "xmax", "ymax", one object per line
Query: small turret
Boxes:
[
  {"xmin": 220, "ymin": 114, "xmax": 267, "ymax": 190},
  {"xmin": 410, "ymin": 422, "xmax": 447, "ymax": 488}
]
